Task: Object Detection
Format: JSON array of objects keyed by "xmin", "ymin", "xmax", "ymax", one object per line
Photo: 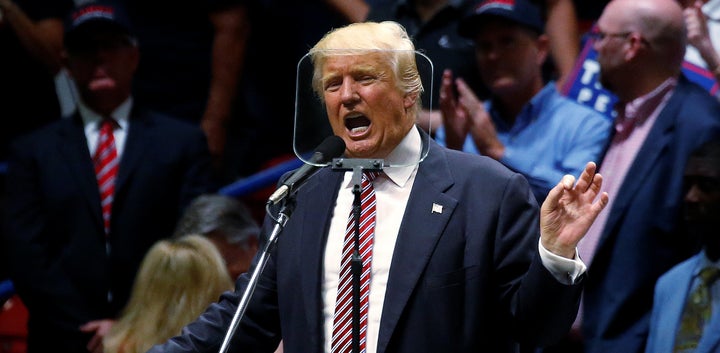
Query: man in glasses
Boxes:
[{"xmin": 544, "ymin": 0, "xmax": 720, "ymax": 352}]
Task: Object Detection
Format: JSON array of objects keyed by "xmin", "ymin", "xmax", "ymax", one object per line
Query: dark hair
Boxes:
[{"xmin": 174, "ymin": 194, "xmax": 259, "ymax": 245}]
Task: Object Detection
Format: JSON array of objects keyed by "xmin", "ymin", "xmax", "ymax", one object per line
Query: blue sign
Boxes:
[{"xmin": 560, "ymin": 38, "xmax": 619, "ymax": 120}]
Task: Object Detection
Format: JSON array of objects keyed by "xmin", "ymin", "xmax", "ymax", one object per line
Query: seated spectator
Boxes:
[
  {"xmin": 645, "ymin": 138, "xmax": 720, "ymax": 353},
  {"xmin": 103, "ymin": 235, "xmax": 233, "ymax": 353},
  {"xmin": 434, "ymin": 0, "xmax": 610, "ymax": 203},
  {"xmin": 173, "ymin": 194, "xmax": 260, "ymax": 280}
]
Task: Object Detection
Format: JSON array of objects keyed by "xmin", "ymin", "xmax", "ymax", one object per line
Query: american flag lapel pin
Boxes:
[{"xmin": 432, "ymin": 203, "xmax": 443, "ymax": 214}]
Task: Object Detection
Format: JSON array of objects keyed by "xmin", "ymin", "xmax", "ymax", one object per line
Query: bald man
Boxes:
[{"xmin": 541, "ymin": 0, "xmax": 720, "ymax": 352}]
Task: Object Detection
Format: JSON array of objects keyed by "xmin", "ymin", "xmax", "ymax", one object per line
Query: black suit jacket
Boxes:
[
  {"xmin": 149, "ymin": 133, "xmax": 583, "ymax": 353},
  {"xmin": 2, "ymin": 106, "xmax": 217, "ymax": 352}
]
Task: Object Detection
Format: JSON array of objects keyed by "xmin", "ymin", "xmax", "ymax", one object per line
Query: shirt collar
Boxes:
[
  {"xmin": 343, "ymin": 125, "xmax": 422, "ymax": 189},
  {"xmin": 617, "ymin": 77, "xmax": 677, "ymax": 127},
  {"xmin": 695, "ymin": 249, "xmax": 720, "ymax": 277},
  {"xmin": 526, "ymin": 82, "xmax": 557, "ymax": 121},
  {"xmin": 78, "ymin": 97, "xmax": 133, "ymax": 132},
  {"xmin": 489, "ymin": 81, "xmax": 556, "ymax": 132}
]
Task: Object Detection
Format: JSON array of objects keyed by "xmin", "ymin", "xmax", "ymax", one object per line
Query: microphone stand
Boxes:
[
  {"xmin": 218, "ymin": 201, "xmax": 293, "ymax": 353},
  {"xmin": 333, "ymin": 158, "xmax": 383, "ymax": 353}
]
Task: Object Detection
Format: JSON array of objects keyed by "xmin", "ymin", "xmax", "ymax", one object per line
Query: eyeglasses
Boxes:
[{"xmin": 588, "ymin": 30, "xmax": 632, "ymax": 42}]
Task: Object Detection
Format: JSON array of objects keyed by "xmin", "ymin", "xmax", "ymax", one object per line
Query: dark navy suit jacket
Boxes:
[
  {"xmin": 580, "ymin": 76, "xmax": 720, "ymax": 353},
  {"xmin": 149, "ymin": 132, "xmax": 583, "ymax": 353},
  {"xmin": 2, "ymin": 106, "xmax": 217, "ymax": 352}
]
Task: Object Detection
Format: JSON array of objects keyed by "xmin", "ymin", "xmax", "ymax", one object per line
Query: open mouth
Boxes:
[{"xmin": 345, "ymin": 114, "xmax": 371, "ymax": 134}]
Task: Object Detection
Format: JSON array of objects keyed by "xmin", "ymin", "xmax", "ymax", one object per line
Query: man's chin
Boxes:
[
  {"xmin": 88, "ymin": 78, "xmax": 117, "ymax": 91},
  {"xmin": 345, "ymin": 141, "xmax": 376, "ymax": 159},
  {"xmin": 489, "ymin": 80, "xmax": 519, "ymax": 96}
]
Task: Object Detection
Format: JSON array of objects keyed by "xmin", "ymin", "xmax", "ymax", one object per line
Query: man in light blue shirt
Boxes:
[{"xmin": 435, "ymin": 0, "xmax": 610, "ymax": 202}]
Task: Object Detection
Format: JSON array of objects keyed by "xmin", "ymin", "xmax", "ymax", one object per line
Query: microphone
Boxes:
[{"xmin": 267, "ymin": 135, "xmax": 346, "ymax": 205}]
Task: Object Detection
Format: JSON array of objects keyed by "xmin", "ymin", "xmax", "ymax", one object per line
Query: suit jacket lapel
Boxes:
[
  {"xmin": 376, "ymin": 143, "xmax": 457, "ymax": 353},
  {"xmin": 115, "ymin": 107, "xmax": 151, "ymax": 194},
  {"xmin": 599, "ymin": 81, "xmax": 681, "ymax": 251},
  {"xmin": 659, "ymin": 259, "xmax": 697, "ymax": 352},
  {"xmin": 299, "ymin": 169, "xmax": 344, "ymax": 346},
  {"xmin": 58, "ymin": 114, "xmax": 104, "ymax": 227}
]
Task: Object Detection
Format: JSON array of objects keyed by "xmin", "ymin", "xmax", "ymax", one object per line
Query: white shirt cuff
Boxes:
[{"xmin": 538, "ymin": 238, "xmax": 587, "ymax": 285}]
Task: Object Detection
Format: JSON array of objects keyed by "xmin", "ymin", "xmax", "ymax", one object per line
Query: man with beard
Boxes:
[{"xmin": 545, "ymin": 0, "xmax": 720, "ymax": 352}]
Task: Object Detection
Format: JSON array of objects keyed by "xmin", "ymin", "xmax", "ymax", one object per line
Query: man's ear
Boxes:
[
  {"xmin": 624, "ymin": 33, "xmax": 647, "ymax": 61},
  {"xmin": 536, "ymin": 34, "xmax": 550, "ymax": 67},
  {"xmin": 404, "ymin": 91, "xmax": 418, "ymax": 109}
]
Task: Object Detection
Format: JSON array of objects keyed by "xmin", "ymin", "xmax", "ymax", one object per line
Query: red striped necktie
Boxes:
[
  {"xmin": 332, "ymin": 171, "xmax": 380, "ymax": 353},
  {"xmin": 93, "ymin": 118, "xmax": 119, "ymax": 237}
]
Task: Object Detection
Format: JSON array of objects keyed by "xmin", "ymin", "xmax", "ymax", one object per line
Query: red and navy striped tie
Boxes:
[{"xmin": 332, "ymin": 171, "xmax": 379, "ymax": 353}]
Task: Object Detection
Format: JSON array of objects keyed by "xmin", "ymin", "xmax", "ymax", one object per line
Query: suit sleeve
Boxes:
[{"xmin": 495, "ymin": 173, "xmax": 584, "ymax": 346}]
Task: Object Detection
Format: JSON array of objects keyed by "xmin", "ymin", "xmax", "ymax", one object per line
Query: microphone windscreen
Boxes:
[{"xmin": 315, "ymin": 135, "xmax": 346, "ymax": 161}]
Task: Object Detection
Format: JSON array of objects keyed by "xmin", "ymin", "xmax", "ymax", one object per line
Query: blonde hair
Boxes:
[
  {"xmin": 309, "ymin": 21, "xmax": 424, "ymax": 116},
  {"xmin": 103, "ymin": 235, "xmax": 233, "ymax": 353}
]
